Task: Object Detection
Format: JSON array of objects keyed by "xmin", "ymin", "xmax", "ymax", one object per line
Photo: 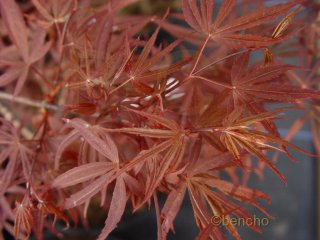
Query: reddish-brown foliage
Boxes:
[{"xmin": 0, "ymin": 0, "xmax": 319, "ymax": 239}]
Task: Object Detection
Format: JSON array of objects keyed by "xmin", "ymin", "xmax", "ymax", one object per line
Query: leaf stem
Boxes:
[
  {"xmin": 108, "ymin": 77, "xmax": 134, "ymax": 95},
  {"xmin": 0, "ymin": 91, "xmax": 60, "ymax": 111},
  {"xmin": 189, "ymin": 76, "xmax": 233, "ymax": 89},
  {"xmin": 193, "ymin": 49, "xmax": 248, "ymax": 75},
  {"xmin": 189, "ymin": 34, "xmax": 212, "ymax": 76},
  {"xmin": 153, "ymin": 193, "xmax": 162, "ymax": 240}
]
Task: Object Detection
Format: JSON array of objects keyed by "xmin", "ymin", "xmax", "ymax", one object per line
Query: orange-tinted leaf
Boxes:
[
  {"xmin": 14, "ymin": 201, "xmax": 32, "ymax": 240},
  {"xmin": 204, "ymin": 178, "xmax": 270, "ymax": 202},
  {"xmin": 38, "ymin": 201, "xmax": 70, "ymax": 229},
  {"xmin": 161, "ymin": 185, "xmax": 186, "ymax": 238},
  {"xmin": 233, "ymin": 133, "xmax": 287, "ymax": 184},
  {"xmin": 104, "ymin": 127, "xmax": 177, "ymax": 138},
  {"xmin": 272, "ymin": 5, "xmax": 301, "ymax": 39},
  {"xmin": 144, "ymin": 137, "xmax": 186, "ymax": 202}
]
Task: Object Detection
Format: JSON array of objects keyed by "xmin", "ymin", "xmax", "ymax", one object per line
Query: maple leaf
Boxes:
[
  {"xmin": 97, "ymin": 175, "xmax": 127, "ymax": 240},
  {"xmin": 0, "ymin": 118, "xmax": 33, "ymax": 195},
  {"xmin": 192, "ymin": 52, "xmax": 320, "ymax": 113},
  {"xmin": 13, "ymin": 201, "xmax": 33, "ymax": 240},
  {"xmin": 54, "ymin": 118, "xmax": 119, "ymax": 169},
  {"xmin": 0, "ymin": 0, "xmax": 51, "ymax": 95},
  {"xmin": 228, "ymin": 56, "xmax": 320, "ymax": 104},
  {"xmin": 271, "ymin": 64, "xmax": 320, "ymax": 161},
  {"xmin": 184, "ymin": 148, "xmax": 271, "ymax": 239},
  {"xmin": 264, "ymin": 5, "xmax": 302, "ymax": 65},
  {"xmin": 160, "ymin": 185, "xmax": 187, "ymax": 239},
  {"xmin": 100, "ymin": 108, "xmax": 188, "ymax": 206},
  {"xmin": 37, "ymin": 201, "xmax": 69, "ymax": 229},
  {"xmin": 53, "ymin": 116, "xmax": 151, "ymax": 239},
  {"xmin": 31, "ymin": 0, "xmax": 77, "ymax": 28},
  {"xmin": 108, "ymin": 24, "xmax": 184, "ymax": 95},
  {"xmin": 52, "ymin": 162, "xmax": 116, "ymax": 190},
  {"xmin": 197, "ymin": 107, "xmax": 314, "ymax": 183},
  {"xmin": 53, "ymin": 145, "xmax": 125, "ymax": 239},
  {"xmin": 161, "ymin": 166, "xmax": 270, "ymax": 239},
  {"xmin": 0, "ymin": 185, "xmax": 25, "ymax": 239},
  {"xmin": 162, "ymin": 0, "xmax": 300, "ymax": 48},
  {"xmin": 0, "ymin": 1, "xmax": 318, "ymax": 240},
  {"xmin": 65, "ymin": 11, "xmax": 134, "ymax": 101},
  {"xmin": 159, "ymin": 135, "xmax": 269, "ymax": 239},
  {"xmin": 53, "ymin": 150, "xmax": 136, "ymax": 240}
]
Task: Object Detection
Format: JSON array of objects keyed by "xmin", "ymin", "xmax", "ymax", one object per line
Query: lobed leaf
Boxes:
[
  {"xmin": 212, "ymin": 0, "xmax": 236, "ymax": 30},
  {"xmin": 124, "ymin": 107, "xmax": 179, "ymax": 131},
  {"xmin": 243, "ymin": 84, "xmax": 320, "ymax": 102},
  {"xmin": 63, "ymin": 119, "xmax": 119, "ymax": 162},
  {"xmin": 204, "ymin": 178, "xmax": 270, "ymax": 202},
  {"xmin": 103, "ymin": 127, "xmax": 177, "ymax": 139},
  {"xmin": 52, "ymin": 162, "xmax": 114, "ymax": 188},
  {"xmin": 182, "ymin": 0, "xmax": 206, "ymax": 33},
  {"xmin": 0, "ymin": 0, "xmax": 29, "ymax": 62},
  {"xmin": 218, "ymin": 1, "xmax": 298, "ymax": 33},
  {"xmin": 97, "ymin": 176, "xmax": 127, "ymax": 240},
  {"xmin": 64, "ymin": 172, "xmax": 114, "ymax": 209},
  {"xmin": 161, "ymin": 185, "xmax": 186, "ymax": 239}
]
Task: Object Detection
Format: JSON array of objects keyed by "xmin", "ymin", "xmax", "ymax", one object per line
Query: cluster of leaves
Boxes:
[{"xmin": 0, "ymin": 0, "xmax": 320, "ymax": 239}]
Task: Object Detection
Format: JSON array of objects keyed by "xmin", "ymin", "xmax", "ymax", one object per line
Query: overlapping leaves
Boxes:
[
  {"xmin": 0, "ymin": 0, "xmax": 51, "ymax": 95},
  {"xmin": 0, "ymin": 118, "xmax": 33, "ymax": 195},
  {"xmin": 162, "ymin": 0, "xmax": 300, "ymax": 48}
]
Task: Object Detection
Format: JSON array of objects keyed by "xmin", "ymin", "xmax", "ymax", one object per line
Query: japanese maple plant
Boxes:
[{"xmin": 0, "ymin": 0, "xmax": 319, "ymax": 239}]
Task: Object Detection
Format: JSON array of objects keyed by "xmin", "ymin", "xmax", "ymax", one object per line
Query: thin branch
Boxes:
[
  {"xmin": 193, "ymin": 49, "xmax": 248, "ymax": 75},
  {"xmin": 189, "ymin": 75, "xmax": 233, "ymax": 89},
  {"xmin": 189, "ymin": 34, "xmax": 211, "ymax": 76},
  {"xmin": 0, "ymin": 102, "xmax": 33, "ymax": 139},
  {"xmin": 0, "ymin": 91, "xmax": 60, "ymax": 111},
  {"xmin": 108, "ymin": 77, "xmax": 134, "ymax": 95}
]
